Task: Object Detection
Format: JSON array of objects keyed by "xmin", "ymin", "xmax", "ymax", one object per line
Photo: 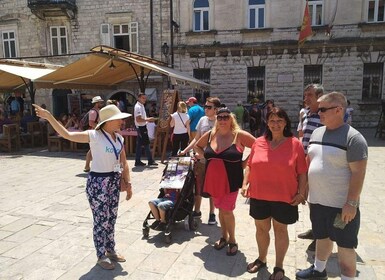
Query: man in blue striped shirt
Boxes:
[
  {"xmin": 300, "ymin": 84, "xmax": 325, "ymax": 154},
  {"xmin": 297, "ymin": 83, "xmax": 324, "ymax": 251}
]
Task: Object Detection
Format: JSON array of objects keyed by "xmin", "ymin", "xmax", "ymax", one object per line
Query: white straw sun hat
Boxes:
[
  {"xmin": 92, "ymin": 96, "xmax": 104, "ymax": 103},
  {"xmin": 95, "ymin": 105, "xmax": 131, "ymax": 130}
]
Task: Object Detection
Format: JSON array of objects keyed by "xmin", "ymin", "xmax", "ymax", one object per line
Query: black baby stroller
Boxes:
[{"xmin": 142, "ymin": 157, "xmax": 198, "ymax": 243}]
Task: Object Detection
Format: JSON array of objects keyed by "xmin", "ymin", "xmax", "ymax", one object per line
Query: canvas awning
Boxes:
[
  {"xmin": 0, "ymin": 60, "xmax": 61, "ymax": 92},
  {"xmin": 35, "ymin": 45, "xmax": 210, "ymax": 90}
]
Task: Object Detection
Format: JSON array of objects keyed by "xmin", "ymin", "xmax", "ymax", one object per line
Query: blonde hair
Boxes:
[{"xmin": 177, "ymin": 101, "xmax": 187, "ymax": 113}]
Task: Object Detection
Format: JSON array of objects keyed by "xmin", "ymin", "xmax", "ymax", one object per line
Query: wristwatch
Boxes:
[{"xmin": 346, "ymin": 200, "xmax": 359, "ymax": 208}]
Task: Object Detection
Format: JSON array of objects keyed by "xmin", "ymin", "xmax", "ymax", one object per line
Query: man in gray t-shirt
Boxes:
[{"xmin": 296, "ymin": 92, "xmax": 368, "ymax": 280}]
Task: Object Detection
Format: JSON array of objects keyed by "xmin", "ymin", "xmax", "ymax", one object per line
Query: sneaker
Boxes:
[
  {"xmin": 296, "ymin": 264, "xmax": 327, "ymax": 280},
  {"xmin": 150, "ymin": 220, "xmax": 160, "ymax": 230},
  {"xmin": 208, "ymin": 213, "xmax": 217, "ymax": 225},
  {"xmin": 298, "ymin": 229, "xmax": 314, "ymax": 240},
  {"xmin": 192, "ymin": 211, "xmax": 202, "ymax": 218},
  {"xmin": 135, "ymin": 161, "xmax": 146, "ymax": 167},
  {"xmin": 148, "ymin": 161, "xmax": 159, "ymax": 167},
  {"xmin": 156, "ymin": 222, "xmax": 167, "ymax": 231},
  {"xmin": 307, "ymin": 240, "xmax": 316, "ymax": 252},
  {"xmin": 97, "ymin": 256, "xmax": 115, "ymax": 270},
  {"xmin": 105, "ymin": 251, "xmax": 126, "ymax": 262}
]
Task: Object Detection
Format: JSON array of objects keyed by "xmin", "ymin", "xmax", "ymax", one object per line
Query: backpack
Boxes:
[{"xmin": 80, "ymin": 109, "xmax": 98, "ymax": 130}]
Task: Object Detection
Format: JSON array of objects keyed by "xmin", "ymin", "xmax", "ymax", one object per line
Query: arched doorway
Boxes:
[{"xmin": 107, "ymin": 90, "xmax": 136, "ymax": 115}]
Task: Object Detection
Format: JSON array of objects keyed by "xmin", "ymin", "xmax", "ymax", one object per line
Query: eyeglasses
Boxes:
[
  {"xmin": 268, "ymin": 119, "xmax": 285, "ymax": 125},
  {"xmin": 204, "ymin": 105, "xmax": 213, "ymax": 110},
  {"xmin": 318, "ymin": 106, "xmax": 339, "ymax": 113},
  {"xmin": 217, "ymin": 115, "xmax": 230, "ymax": 121}
]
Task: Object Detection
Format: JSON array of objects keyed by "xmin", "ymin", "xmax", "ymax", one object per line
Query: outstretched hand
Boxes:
[{"xmin": 32, "ymin": 104, "xmax": 50, "ymax": 120}]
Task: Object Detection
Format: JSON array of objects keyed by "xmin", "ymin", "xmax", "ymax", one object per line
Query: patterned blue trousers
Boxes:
[{"xmin": 86, "ymin": 172, "xmax": 120, "ymax": 258}]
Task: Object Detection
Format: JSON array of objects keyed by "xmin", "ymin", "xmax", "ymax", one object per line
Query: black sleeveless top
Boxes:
[{"xmin": 204, "ymin": 133, "xmax": 244, "ymax": 194}]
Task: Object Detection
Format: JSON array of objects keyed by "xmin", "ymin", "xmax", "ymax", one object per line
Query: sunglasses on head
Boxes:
[
  {"xmin": 217, "ymin": 115, "xmax": 230, "ymax": 121},
  {"xmin": 204, "ymin": 105, "xmax": 214, "ymax": 109},
  {"xmin": 318, "ymin": 106, "xmax": 339, "ymax": 113}
]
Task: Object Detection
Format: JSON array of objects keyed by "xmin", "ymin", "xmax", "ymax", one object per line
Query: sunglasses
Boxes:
[
  {"xmin": 318, "ymin": 106, "xmax": 339, "ymax": 113},
  {"xmin": 217, "ymin": 115, "xmax": 230, "ymax": 121},
  {"xmin": 204, "ymin": 105, "xmax": 214, "ymax": 110}
]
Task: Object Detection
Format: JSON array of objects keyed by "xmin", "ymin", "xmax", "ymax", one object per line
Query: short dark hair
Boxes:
[
  {"xmin": 206, "ymin": 97, "xmax": 221, "ymax": 108},
  {"xmin": 264, "ymin": 107, "xmax": 293, "ymax": 140},
  {"xmin": 304, "ymin": 84, "xmax": 324, "ymax": 97}
]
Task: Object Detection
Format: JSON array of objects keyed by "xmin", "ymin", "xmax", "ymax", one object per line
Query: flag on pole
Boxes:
[{"xmin": 298, "ymin": 0, "xmax": 313, "ymax": 46}]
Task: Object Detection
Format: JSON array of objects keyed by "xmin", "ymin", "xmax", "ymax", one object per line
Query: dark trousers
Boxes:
[
  {"xmin": 135, "ymin": 126, "xmax": 153, "ymax": 163},
  {"xmin": 171, "ymin": 133, "xmax": 189, "ymax": 156}
]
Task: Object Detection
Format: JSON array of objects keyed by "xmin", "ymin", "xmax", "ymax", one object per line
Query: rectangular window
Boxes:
[
  {"xmin": 249, "ymin": 4, "xmax": 265, "ymax": 29},
  {"xmin": 368, "ymin": 0, "xmax": 385, "ymax": 22},
  {"xmin": 362, "ymin": 63, "xmax": 383, "ymax": 100},
  {"xmin": 193, "ymin": 9, "xmax": 210, "ymax": 31},
  {"xmin": 50, "ymin": 26, "xmax": 68, "ymax": 55},
  {"xmin": 247, "ymin": 66, "xmax": 265, "ymax": 103},
  {"xmin": 304, "ymin": 65, "xmax": 323, "ymax": 86},
  {"xmin": 2, "ymin": 30, "xmax": 17, "ymax": 58},
  {"xmin": 112, "ymin": 23, "xmax": 139, "ymax": 53},
  {"xmin": 193, "ymin": 68, "xmax": 210, "ymax": 104},
  {"xmin": 309, "ymin": 0, "xmax": 323, "ymax": 26}
]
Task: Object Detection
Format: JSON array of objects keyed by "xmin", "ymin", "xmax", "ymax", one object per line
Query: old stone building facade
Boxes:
[
  {"xmin": 1, "ymin": 0, "xmax": 384, "ymax": 126},
  {"xmin": 172, "ymin": 0, "xmax": 385, "ymax": 127},
  {"xmin": 0, "ymin": 0, "xmax": 171, "ymax": 116}
]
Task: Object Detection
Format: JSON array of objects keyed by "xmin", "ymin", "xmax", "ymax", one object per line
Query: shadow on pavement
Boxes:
[{"xmin": 79, "ymin": 262, "xmax": 128, "ymax": 280}]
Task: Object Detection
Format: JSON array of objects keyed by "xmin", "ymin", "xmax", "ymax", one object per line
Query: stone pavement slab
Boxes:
[{"xmin": 0, "ymin": 128, "xmax": 384, "ymax": 279}]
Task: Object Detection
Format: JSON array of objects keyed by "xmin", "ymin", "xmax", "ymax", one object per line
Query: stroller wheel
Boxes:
[
  {"xmin": 184, "ymin": 217, "xmax": 190, "ymax": 231},
  {"xmin": 188, "ymin": 214, "xmax": 198, "ymax": 231},
  {"xmin": 164, "ymin": 232, "xmax": 172, "ymax": 244},
  {"xmin": 142, "ymin": 227, "xmax": 150, "ymax": 238}
]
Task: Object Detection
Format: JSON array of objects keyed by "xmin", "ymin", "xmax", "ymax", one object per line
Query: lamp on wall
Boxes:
[
  {"xmin": 161, "ymin": 42, "xmax": 170, "ymax": 66},
  {"xmin": 161, "ymin": 42, "xmax": 170, "ymax": 57}
]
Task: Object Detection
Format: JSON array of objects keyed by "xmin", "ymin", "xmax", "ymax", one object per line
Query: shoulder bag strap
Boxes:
[{"xmin": 177, "ymin": 112, "xmax": 187, "ymax": 128}]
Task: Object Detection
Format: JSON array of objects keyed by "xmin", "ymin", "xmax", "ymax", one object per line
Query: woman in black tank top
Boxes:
[{"xmin": 195, "ymin": 107, "xmax": 256, "ymax": 257}]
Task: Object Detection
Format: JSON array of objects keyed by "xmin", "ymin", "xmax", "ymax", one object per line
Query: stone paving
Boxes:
[{"xmin": 0, "ymin": 128, "xmax": 384, "ymax": 280}]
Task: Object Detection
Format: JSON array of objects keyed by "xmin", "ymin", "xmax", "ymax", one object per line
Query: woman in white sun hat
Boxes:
[{"xmin": 33, "ymin": 104, "xmax": 132, "ymax": 270}]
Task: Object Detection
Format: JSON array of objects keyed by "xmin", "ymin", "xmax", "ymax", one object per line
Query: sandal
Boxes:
[
  {"xmin": 226, "ymin": 242, "xmax": 238, "ymax": 256},
  {"xmin": 97, "ymin": 256, "xmax": 115, "ymax": 270},
  {"xmin": 247, "ymin": 258, "xmax": 267, "ymax": 273},
  {"xmin": 269, "ymin": 266, "xmax": 285, "ymax": 280},
  {"xmin": 105, "ymin": 251, "xmax": 126, "ymax": 262},
  {"xmin": 214, "ymin": 238, "xmax": 228, "ymax": 250}
]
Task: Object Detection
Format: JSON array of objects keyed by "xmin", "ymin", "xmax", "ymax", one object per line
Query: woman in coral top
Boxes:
[{"xmin": 241, "ymin": 107, "xmax": 308, "ymax": 280}]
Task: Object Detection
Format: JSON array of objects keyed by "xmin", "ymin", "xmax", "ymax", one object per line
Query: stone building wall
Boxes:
[{"xmin": 173, "ymin": 0, "xmax": 385, "ymax": 128}]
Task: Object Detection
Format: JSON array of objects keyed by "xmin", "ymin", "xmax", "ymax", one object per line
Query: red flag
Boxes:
[{"xmin": 299, "ymin": 1, "xmax": 313, "ymax": 46}]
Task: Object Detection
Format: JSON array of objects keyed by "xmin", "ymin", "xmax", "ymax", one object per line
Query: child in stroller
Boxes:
[{"xmin": 148, "ymin": 187, "xmax": 180, "ymax": 231}]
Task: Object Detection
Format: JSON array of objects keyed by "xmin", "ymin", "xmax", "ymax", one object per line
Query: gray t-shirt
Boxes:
[
  {"xmin": 307, "ymin": 124, "xmax": 368, "ymax": 208},
  {"xmin": 195, "ymin": 116, "xmax": 215, "ymax": 135}
]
